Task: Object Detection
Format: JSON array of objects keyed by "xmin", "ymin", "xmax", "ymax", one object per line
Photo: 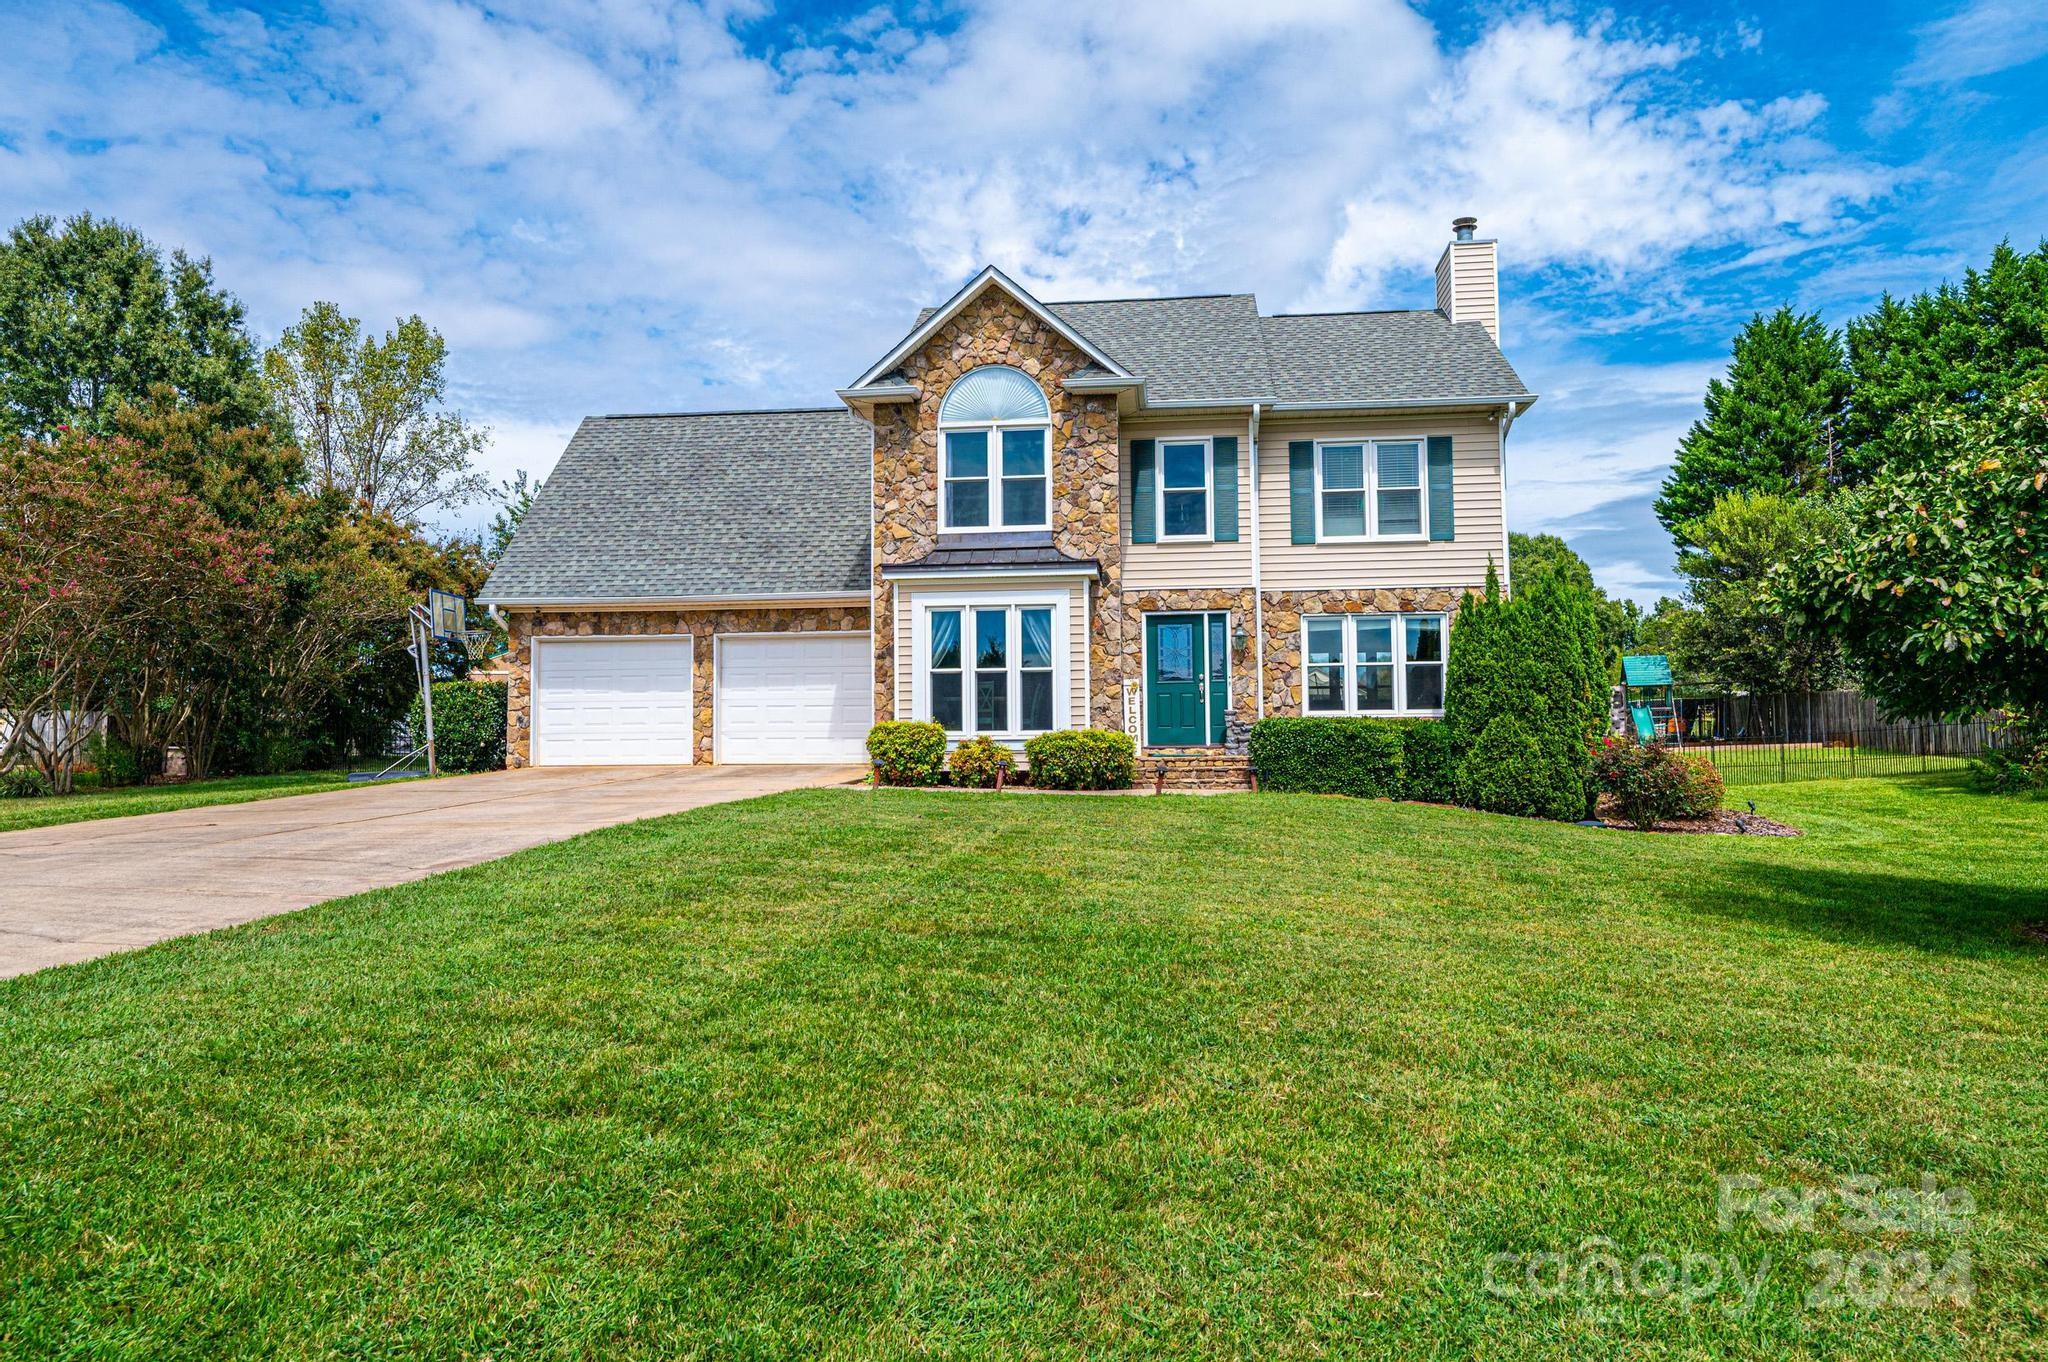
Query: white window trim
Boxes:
[
  {"xmin": 937, "ymin": 367, "xmax": 1053, "ymax": 539},
  {"xmin": 1154, "ymin": 437, "xmax": 1214, "ymax": 543},
  {"xmin": 1299, "ymin": 612, "xmax": 1447, "ymax": 717},
  {"xmin": 911, "ymin": 588, "xmax": 1070, "ymax": 741},
  {"xmin": 1313, "ymin": 437, "xmax": 1431, "ymax": 544}
]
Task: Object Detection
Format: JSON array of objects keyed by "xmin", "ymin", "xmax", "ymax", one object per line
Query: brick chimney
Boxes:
[{"xmin": 1434, "ymin": 215, "xmax": 1499, "ymax": 343}]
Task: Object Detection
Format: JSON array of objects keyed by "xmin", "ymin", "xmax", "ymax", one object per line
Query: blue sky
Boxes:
[{"xmin": 5, "ymin": 0, "xmax": 2045, "ymax": 603}]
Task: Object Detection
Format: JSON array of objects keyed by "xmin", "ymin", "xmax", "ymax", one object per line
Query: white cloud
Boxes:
[
  {"xmin": 1898, "ymin": 0, "xmax": 2048, "ymax": 85},
  {"xmin": 0, "ymin": 0, "xmax": 1906, "ymax": 562},
  {"xmin": 1322, "ymin": 16, "xmax": 1886, "ymax": 305},
  {"xmin": 1867, "ymin": 0, "xmax": 2048, "ymax": 133}
]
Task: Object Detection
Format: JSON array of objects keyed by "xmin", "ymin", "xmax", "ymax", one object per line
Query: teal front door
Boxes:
[{"xmin": 1146, "ymin": 614, "xmax": 1207, "ymax": 746}]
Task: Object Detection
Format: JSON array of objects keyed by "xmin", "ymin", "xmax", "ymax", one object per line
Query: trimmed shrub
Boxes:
[
  {"xmin": 1590, "ymin": 738, "xmax": 1723, "ymax": 828},
  {"xmin": 407, "ymin": 681, "xmax": 508, "ymax": 774},
  {"xmin": 1248, "ymin": 717, "xmax": 1404, "ymax": 798},
  {"xmin": 1, "ymin": 766, "xmax": 52, "ymax": 798},
  {"xmin": 1459, "ymin": 714, "xmax": 1581, "ymax": 819},
  {"xmin": 1590, "ymin": 736, "xmax": 1686, "ymax": 828},
  {"xmin": 1673, "ymin": 752, "xmax": 1724, "ymax": 819},
  {"xmin": 1024, "ymin": 729, "xmax": 1136, "ymax": 790},
  {"xmin": 868, "ymin": 721, "xmax": 947, "ymax": 786},
  {"xmin": 1394, "ymin": 719, "xmax": 1457, "ymax": 803},
  {"xmin": 947, "ymin": 735, "xmax": 1014, "ymax": 788}
]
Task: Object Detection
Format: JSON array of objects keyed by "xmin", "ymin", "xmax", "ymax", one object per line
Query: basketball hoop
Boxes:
[{"xmin": 458, "ymin": 628, "xmax": 504, "ymax": 664}]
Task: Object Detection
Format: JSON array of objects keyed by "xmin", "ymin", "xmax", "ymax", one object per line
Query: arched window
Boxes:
[{"xmin": 936, "ymin": 366, "xmax": 1050, "ymax": 530}]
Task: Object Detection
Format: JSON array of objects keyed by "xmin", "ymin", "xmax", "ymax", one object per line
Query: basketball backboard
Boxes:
[{"xmin": 427, "ymin": 588, "xmax": 467, "ymax": 640}]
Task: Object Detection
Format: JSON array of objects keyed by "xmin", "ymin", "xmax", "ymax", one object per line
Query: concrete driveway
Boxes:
[{"xmin": 0, "ymin": 764, "xmax": 864, "ymax": 979}]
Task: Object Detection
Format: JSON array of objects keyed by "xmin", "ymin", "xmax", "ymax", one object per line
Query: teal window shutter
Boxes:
[
  {"xmin": 1130, "ymin": 439, "xmax": 1156, "ymax": 544},
  {"xmin": 1427, "ymin": 435, "xmax": 1455, "ymax": 541},
  {"xmin": 1289, "ymin": 441, "xmax": 1316, "ymax": 544},
  {"xmin": 1211, "ymin": 437, "xmax": 1238, "ymax": 542}
]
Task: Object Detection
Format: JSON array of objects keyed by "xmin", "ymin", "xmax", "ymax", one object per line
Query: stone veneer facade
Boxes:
[
  {"xmin": 871, "ymin": 288, "xmax": 1127, "ymax": 728},
  {"xmin": 1116, "ymin": 587, "xmax": 1261, "ymax": 738},
  {"xmin": 501, "ymin": 605, "xmax": 869, "ymax": 767},
  {"xmin": 1259, "ymin": 587, "xmax": 1466, "ymax": 716}
]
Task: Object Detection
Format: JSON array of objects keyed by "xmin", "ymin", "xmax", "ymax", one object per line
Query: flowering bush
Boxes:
[
  {"xmin": 1673, "ymin": 751, "xmax": 1725, "ymax": 819},
  {"xmin": 947, "ymin": 735, "xmax": 1014, "ymax": 788},
  {"xmin": 1590, "ymin": 736, "xmax": 1706, "ymax": 829}
]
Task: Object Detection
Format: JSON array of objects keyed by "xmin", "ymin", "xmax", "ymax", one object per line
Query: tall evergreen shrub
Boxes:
[{"xmin": 1445, "ymin": 565, "xmax": 1607, "ymax": 820}]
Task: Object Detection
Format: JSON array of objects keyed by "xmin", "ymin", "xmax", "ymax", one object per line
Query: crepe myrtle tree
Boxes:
[
  {"xmin": 0, "ymin": 432, "xmax": 267, "ymax": 790},
  {"xmin": 1781, "ymin": 378, "xmax": 2048, "ymax": 724}
]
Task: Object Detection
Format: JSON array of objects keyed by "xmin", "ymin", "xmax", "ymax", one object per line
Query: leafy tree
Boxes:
[
  {"xmin": 1846, "ymin": 240, "xmax": 2048, "ymax": 476},
  {"xmin": 486, "ymin": 470, "xmax": 537, "ymax": 563},
  {"xmin": 0, "ymin": 213, "xmax": 263, "ymax": 438},
  {"xmin": 1633, "ymin": 597, "xmax": 1693, "ymax": 663},
  {"xmin": 110, "ymin": 389, "xmax": 304, "ymax": 529},
  {"xmin": 0, "ymin": 432, "xmax": 265, "ymax": 789},
  {"xmin": 1510, "ymin": 531, "xmax": 1641, "ymax": 663},
  {"xmin": 1655, "ymin": 307, "xmax": 1850, "ymax": 531},
  {"xmin": 263, "ymin": 302, "xmax": 490, "ymax": 521},
  {"xmin": 1667, "ymin": 491, "xmax": 1843, "ymax": 695},
  {"xmin": 1783, "ymin": 379, "xmax": 2048, "ymax": 721}
]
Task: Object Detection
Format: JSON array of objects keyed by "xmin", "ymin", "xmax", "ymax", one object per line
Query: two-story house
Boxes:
[{"xmin": 482, "ymin": 217, "xmax": 1533, "ymax": 776}]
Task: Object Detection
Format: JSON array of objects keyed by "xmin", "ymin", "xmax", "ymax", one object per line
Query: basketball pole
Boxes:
[{"xmin": 410, "ymin": 604, "xmax": 439, "ymax": 777}]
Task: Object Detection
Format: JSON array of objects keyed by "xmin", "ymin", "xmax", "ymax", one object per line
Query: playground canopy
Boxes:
[
  {"xmin": 1622, "ymin": 654, "xmax": 1678, "ymax": 744},
  {"xmin": 1621, "ymin": 654, "xmax": 1673, "ymax": 688}
]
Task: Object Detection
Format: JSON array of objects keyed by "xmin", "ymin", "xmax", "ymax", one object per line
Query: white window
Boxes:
[
  {"xmin": 1302, "ymin": 613, "xmax": 1446, "ymax": 715},
  {"xmin": 1316, "ymin": 439, "xmax": 1428, "ymax": 541},
  {"xmin": 938, "ymin": 366, "xmax": 1051, "ymax": 532},
  {"xmin": 1157, "ymin": 438, "xmax": 1211, "ymax": 540},
  {"xmin": 921, "ymin": 600, "xmax": 1061, "ymax": 736}
]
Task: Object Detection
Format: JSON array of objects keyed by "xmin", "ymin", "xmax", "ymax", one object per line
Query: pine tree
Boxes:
[
  {"xmin": 1654, "ymin": 307, "xmax": 1849, "ymax": 532},
  {"xmin": 1845, "ymin": 239, "xmax": 2048, "ymax": 475}
]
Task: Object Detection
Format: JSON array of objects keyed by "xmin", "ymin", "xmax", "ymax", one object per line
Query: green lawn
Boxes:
[
  {"xmin": 1, "ymin": 777, "xmax": 2043, "ymax": 1358},
  {"xmin": 0, "ymin": 769, "xmax": 395, "ymax": 834}
]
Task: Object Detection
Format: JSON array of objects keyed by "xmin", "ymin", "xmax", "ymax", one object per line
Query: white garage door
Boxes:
[
  {"xmin": 716, "ymin": 633, "xmax": 871, "ymax": 763},
  {"xmin": 534, "ymin": 637, "xmax": 695, "ymax": 766}
]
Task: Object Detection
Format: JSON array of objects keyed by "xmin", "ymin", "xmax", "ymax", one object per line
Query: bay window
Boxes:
[
  {"xmin": 921, "ymin": 598, "xmax": 1063, "ymax": 737},
  {"xmin": 1302, "ymin": 613, "xmax": 1446, "ymax": 715}
]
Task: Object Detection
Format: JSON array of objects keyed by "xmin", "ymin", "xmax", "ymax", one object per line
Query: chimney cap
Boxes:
[{"xmin": 1452, "ymin": 216, "xmax": 1478, "ymax": 242}]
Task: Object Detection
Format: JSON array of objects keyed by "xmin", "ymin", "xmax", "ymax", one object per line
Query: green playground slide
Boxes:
[{"xmin": 1630, "ymin": 705, "xmax": 1657, "ymax": 744}]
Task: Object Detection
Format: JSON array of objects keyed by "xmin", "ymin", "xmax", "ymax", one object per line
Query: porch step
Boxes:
[{"xmin": 1140, "ymin": 750, "xmax": 1255, "ymax": 792}]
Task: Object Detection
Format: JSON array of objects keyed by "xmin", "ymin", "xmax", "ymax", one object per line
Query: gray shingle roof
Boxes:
[
  {"xmin": 1259, "ymin": 310, "xmax": 1529, "ymax": 404},
  {"xmin": 1045, "ymin": 295, "xmax": 1271, "ymax": 403},
  {"xmin": 479, "ymin": 409, "xmax": 870, "ymax": 603},
  {"xmin": 887, "ymin": 290, "xmax": 1529, "ymax": 406}
]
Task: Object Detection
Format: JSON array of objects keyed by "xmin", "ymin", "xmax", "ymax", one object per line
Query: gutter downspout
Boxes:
[
  {"xmin": 1497, "ymin": 400, "xmax": 1520, "ymax": 594},
  {"xmin": 1248, "ymin": 401, "xmax": 1265, "ymax": 719}
]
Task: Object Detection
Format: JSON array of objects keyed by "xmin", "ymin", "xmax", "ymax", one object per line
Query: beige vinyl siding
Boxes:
[
  {"xmin": 1119, "ymin": 421, "xmax": 1255, "ymax": 589},
  {"xmin": 1435, "ymin": 240, "xmax": 1499, "ymax": 342},
  {"xmin": 1257, "ymin": 412, "xmax": 1504, "ymax": 592},
  {"xmin": 892, "ymin": 576, "xmax": 1089, "ymax": 727}
]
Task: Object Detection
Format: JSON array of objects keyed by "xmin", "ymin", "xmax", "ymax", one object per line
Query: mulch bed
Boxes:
[{"xmin": 1593, "ymin": 805, "xmax": 1803, "ymax": 837}]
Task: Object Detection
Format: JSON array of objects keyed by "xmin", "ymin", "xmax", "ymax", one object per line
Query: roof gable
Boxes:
[{"xmin": 847, "ymin": 266, "xmax": 1135, "ymax": 391}]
